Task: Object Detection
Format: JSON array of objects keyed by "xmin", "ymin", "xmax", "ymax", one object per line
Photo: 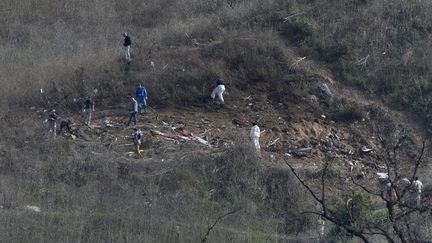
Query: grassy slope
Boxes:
[{"xmin": 1, "ymin": 0, "xmax": 432, "ymax": 242}]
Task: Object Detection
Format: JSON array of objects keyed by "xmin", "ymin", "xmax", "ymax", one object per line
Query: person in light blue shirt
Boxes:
[{"xmin": 127, "ymin": 97, "xmax": 139, "ymax": 126}]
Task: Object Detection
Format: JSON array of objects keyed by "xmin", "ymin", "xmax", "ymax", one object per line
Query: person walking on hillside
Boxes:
[
  {"xmin": 123, "ymin": 32, "xmax": 132, "ymax": 63},
  {"xmin": 250, "ymin": 122, "xmax": 261, "ymax": 155},
  {"xmin": 135, "ymin": 84, "xmax": 148, "ymax": 113},
  {"xmin": 47, "ymin": 109, "xmax": 59, "ymax": 138},
  {"xmin": 132, "ymin": 128, "xmax": 143, "ymax": 155},
  {"xmin": 127, "ymin": 96, "xmax": 139, "ymax": 126},
  {"xmin": 318, "ymin": 83, "xmax": 333, "ymax": 107},
  {"xmin": 83, "ymin": 97, "xmax": 95, "ymax": 126},
  {"xmin": 383, "ymin": 182, "xmax": 398, "ymax": 220},
  {"xmin": 210, "ymin": 77, "xmax": 226, "ymax": 106},
  {"xmin": 412, "ymin": 177, "xmax": 423, "ymax": 207}
]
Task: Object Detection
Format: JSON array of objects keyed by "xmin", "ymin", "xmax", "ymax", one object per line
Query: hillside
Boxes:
[{"xmin": 1, "ymin": 1, "xmax": 432, "ymax": 242}]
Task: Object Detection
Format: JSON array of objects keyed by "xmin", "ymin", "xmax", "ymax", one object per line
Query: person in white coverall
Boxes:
[
  {"xmin": 412, "ymin": 177, "xmax": 423, "ymax": 207},
  {"xmin": 250, "ymin": 122, "xmax": 261, "ymax": 154},
  {"xmin": 211, "ymin": 78, "xmax": 226, "ymax": 105}
]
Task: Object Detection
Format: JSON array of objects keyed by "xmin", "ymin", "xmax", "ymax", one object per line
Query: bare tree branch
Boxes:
[
  {"xmin": 201, "ymin": 207, "xmax": 242, "ymax": 243},
  {"xmin": 411, "ymin": 139, "xmax": 426, "ymax": 181},
  {"xmin": 285, "ymin": 161, "xmax": 323, "ymax": 204},
  {"xmin": 350, "ymin": 176, "xmax": 381, "ymax": 197}
]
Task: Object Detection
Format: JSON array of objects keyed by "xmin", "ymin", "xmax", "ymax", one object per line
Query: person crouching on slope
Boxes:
[
  {"xmin": 250, "ymin": 122, "xmax": 261, "ymax": 155},
  {"xmin": 210, "ymin": 77, "xmax": 226, "ymax": 106},
  {"xmin": 135, "ymin": 84, "xmax": 148, "ymax": 113}
]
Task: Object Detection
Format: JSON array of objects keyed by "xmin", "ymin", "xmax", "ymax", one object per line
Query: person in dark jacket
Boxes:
[
  {"xmin": 47, "ymin": 109, "xmax": 59, "ymax": 138},
  {"xmin": 59, "ymin": 118, "xmax": 73, "ymax": 133},
  {"xmin": 83, "ymin": 97, "xmax": 95, "ymax": 126},
  {"xmin": 135, "ymin": 84, "xmax": 148, "ymax": 113},
  {"xmin": 123, "ymin": 32, "xmax": 132, "ymax": 63}
]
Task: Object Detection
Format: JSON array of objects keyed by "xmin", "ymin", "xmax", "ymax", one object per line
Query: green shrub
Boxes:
[
  {"xmin": 310, "ymin": 40, "xmax": 350, "ymax": 64},
  {"xmin": 330, "ymin": 192, "xmax": 374, "ymax": 226},
  {"xmin": 279, "ymin": 15, "xmax": 316, "ymax": 42}
]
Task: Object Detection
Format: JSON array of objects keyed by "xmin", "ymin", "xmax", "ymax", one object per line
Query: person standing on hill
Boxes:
[
  {"xmin": 123, "ymin": 32, "xmax": 132, "ymax": 63},
  {"xmin": 132, "ymin": 128, "xmax": 143, "ymax": 155},
  {"xmin": 127, "ymin": 96, "xmax": 139, "ymax": 126},
  {"xmin": 250, "ymin": 122, "xmax": 261, "ymax": 155},
  {"xmin": 83, "ymin": 97, "xmax": 95, "ymax": 126},
  {"xmin": 135, "ymin": 84, "xmax": 148, "ymax": 113},
  {"xmin": 412, "ymin": 177, "xmax": 423, "ymax": 207},
  {"xmin": 210, "ymin": 77, "xmax": 226, "ymax": 106},
  {"xmin": 47, "ymin": 109, "xmax": 59, "ymax": 138}
]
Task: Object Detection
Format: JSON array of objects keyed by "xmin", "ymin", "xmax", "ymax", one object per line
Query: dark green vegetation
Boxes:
[{"xmin": 1, "ymin": 0, "xmax": 432, "ymax": 242}]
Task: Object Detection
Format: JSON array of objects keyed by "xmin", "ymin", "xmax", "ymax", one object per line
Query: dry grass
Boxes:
[{"xmin": 2, "ymin": 0, "xmax": 432, "ymax": 242}]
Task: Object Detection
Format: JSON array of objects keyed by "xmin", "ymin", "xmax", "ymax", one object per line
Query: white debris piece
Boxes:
[
  {"xmin": 267, "ymin": 138, "xmax": 280, "ymax": 147},
  {"xmin": 25, "ymin": 205, "xmax": 41, "ymax": 213},
  {"xmin": 319, "ymin": 83, "xmax": 332, "ymax": 97},
  {"xmin": 195, "ymin": 137, "xmax": 209, "ymax": 146},
  {"xmin": 377, "ymin": 172, "xmax": 389, "ymax": 181},
  {"xmin": 361, "ymin": 146, "xmax": 373, "ymax": 153},
  {"xmin": 102, "ymin": 118, "xmax": 114, "ymax": 127}
]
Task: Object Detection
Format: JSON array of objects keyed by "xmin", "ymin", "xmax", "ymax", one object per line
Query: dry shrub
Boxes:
[{"xmin": 330, "ymin": 97, "xmax": 365, "ymax": 123}]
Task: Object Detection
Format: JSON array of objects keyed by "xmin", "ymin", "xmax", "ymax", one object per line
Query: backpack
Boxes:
[{"xmin": 133, "ymin": 132, "xmax": 142, "ymax": 141}]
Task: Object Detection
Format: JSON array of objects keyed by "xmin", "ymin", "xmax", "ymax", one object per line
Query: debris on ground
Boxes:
[
  {"xmin": 397, "ymin": 178, "xmax": 411, "ymax": 190},
  {"xmin": 232, "ymin": 119, "xmax": 243, "ymax": 127},
  {"xmin": 361, "ymin": 146, "xmax": 373, "ymax": 153},
  {"xmin": 150, "ymin": 130, "xmax": 177, "ymax": 141},
  {"xmin": 319, "ymin": 83, "xmax": 333, "ymax": 97},
  {"xmin": 25, "ymin": 205, "xmax": 41, "ymax": 213},
  {"xmin": 173, "ymin": 127, "xmax": 210, "ymax": 147},
  {"xmin": 377, "ymin": 172, "xmax": 389, "ymax": 182},
  {"xmin": 102, "ymin": 118, "xmax": 123, "ymax": 128},
  {"xmin": 267, "ymin": 138, "xmax": 280, "ymax": 148},
  {"xmin": 289, "ymin": 147, "xmax": 313, "ymax": 157}
]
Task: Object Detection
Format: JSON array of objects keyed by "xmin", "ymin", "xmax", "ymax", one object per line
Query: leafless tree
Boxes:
[{"xmin": 286, "ymin": 138, "xmax": 430, "ymax": 243}]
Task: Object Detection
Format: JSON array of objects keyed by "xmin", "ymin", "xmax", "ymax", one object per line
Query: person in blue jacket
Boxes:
[{"xmin": 135, "ymin": 84, "xmax": 148, "ymax": 113}]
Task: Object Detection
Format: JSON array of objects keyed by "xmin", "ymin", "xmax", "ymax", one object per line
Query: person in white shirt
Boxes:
[
  {"xmin": 250, "ymin": 122, "xmax": 261, "ymax": 154},
  {"xmin": 211, "ymin": 78, "xmax": 226, "ymax": 105},
  {"xmin": 412, "ymin": 177, "xmax": 423, "ymax": 207}
]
